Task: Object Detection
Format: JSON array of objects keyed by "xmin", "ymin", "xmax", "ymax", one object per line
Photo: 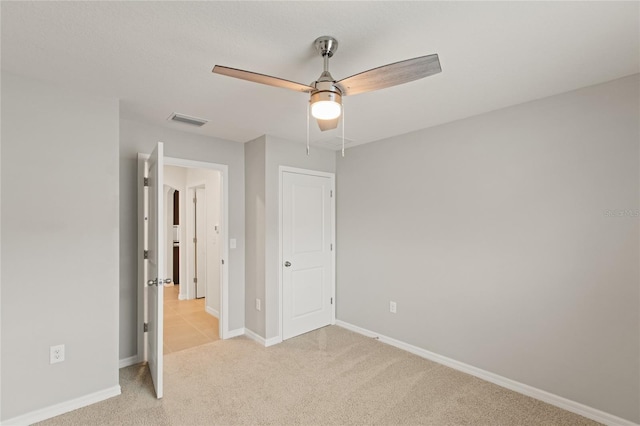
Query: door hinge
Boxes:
[
  {"xmin": 193, "ymin": 237, "xmax": 197, "ymax": 243},
  {"xmin": 193, "ymin": 197, "xmax": 197, "ymax": 204},
  {"xmin": 143, "ymin": 177, "xmax": 149, "ymax": 187},
  {"xmin": 143, "ymin": 250, "xmax": 149, "ymax": 259},
  {"xmin": 331, "ymin": 297, "xmax": 333, "ymax": 305},
  {"xmin": 330, "ymin": 243, "xmax": 333, "ymax": 251},
  {"xmin": 330, "ymin": 190, "xmax": 333, "ymax": 197},
  {"xmin": 221, "ymin": 259, "xmax": 225, "ymax": 265},
  {"xmin": 193, "ymin": 277, "xmax": 197, "ymax": 283},
  {"xmin": 143, "ymin": 323, "xmax": 149, "ymax": 332}
]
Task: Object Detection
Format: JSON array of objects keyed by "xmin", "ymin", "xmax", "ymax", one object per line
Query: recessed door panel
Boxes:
[
  {"xmin": 292, "ymin": 185, "xmax": 324, "ymax": 255},
  {"xmin": 292, "ymin": 267, "xmax": 324, "ymax": 318}
]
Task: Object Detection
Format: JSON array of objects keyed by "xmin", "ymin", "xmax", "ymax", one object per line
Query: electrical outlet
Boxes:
[
  {"xmin": 256, "ymin": 298, "xmax": 261, "ymax": 311},
  {"xmin": 50, "ymin": 344, "xmax": 65, "ymax": 364},
  {"xmin": 389, "ymin": 301, "xmax": 397, "ymax": 314}
]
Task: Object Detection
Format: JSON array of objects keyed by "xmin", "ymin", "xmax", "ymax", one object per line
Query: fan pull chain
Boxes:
[
  {"xmin": 341, "ymin": 102, "xmax": 345, "ymax": 157},
  {"xmin": 306, "ymin": 101, "xmax": 310, "ymax": 156}
]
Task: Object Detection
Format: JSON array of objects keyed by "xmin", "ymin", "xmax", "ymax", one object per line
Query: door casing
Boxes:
[{"xmin": 188, "ymin": 185, "xmax": 207, "ymax": 299}]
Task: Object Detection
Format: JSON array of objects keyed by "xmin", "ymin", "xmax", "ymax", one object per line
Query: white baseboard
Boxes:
[
  {"xmin": 225, "ymin": 327, "xmax": 245, "ymax": 339},
  {"xmin": 242, "ymin": 328, "xmax": 282, "ymax": 347},
  {"xmin": 178, "ymin": 293, "xmax": 187, "ymax": 300},
  {"xmin": 335, "ymin": 320, "xmax": 638, "ymax": 426},
  {"xmin": 243, "ymin": 328, "xmax": 266, "ymax": 345},
  {"xmin": 119, "ymin": 354, "xmax": 141, "ymax": 369},
  {"xmin": 0, "ymin": 385, "xmax": 121, "ymax": 426},
  {"xmin": 264, "ymin": 336, "xmax": 282, "ymax": 347},
  {"xmin": 205, "ymin": 306, "xmax": 219, "ymax": 318}
]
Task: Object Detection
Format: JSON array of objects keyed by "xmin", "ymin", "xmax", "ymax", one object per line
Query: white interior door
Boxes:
[
  {"xmin": 147, "ymin": 142, "xmax": 164, "ymax": 398},
  {"xmin": 195, "ymin": 188, "xmax": 207, "ymax": 298},
  {"xmin": 282, "ymin": 170, "xmax": 334, "ymax": 340}
]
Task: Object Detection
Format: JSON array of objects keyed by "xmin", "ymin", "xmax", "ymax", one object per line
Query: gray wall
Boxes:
[
  {"xmin": 244, "ymin": 136, "xmax": 267, "ymax": 336},
  {"xmin": 1, "ymin": 73, "xmax": 120, "ymax": 420},
  {"xmin": 244, "ymin": 136, "xmax": 336, "ymax": 339},
  {"xmin": 119, "ymin": 118, "xmax": 245, "ymax": 359},
  {"xmin": 336, "ymin": 74, "xmax": 639, "ymax": 423}
]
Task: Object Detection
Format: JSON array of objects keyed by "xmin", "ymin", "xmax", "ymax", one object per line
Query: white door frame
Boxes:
[
  {"xmin": 186, "ymin": 182, "xmax": 207, "ymax": 300},
  {"xmin": 164, "ymin": 185, "xmax": 177, "ymax": 287},
  {"xmin": 138, "ymin": 153, "xmax": 231, "ymax": 364},
  {"xmin": 278, "ymin": 166, "xmax": 336, "ymax": 342}
]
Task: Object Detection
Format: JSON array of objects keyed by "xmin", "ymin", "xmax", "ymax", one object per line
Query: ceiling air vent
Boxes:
[
  {"xmin": 167, "ymin": 112, "xmax": 209, "ymax": 127},
  {"xmin": 316, "ymin": 136, "xmax": 355, "ymax": 149}
]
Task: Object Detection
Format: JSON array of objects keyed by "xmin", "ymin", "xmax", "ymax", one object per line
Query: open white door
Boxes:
[{"xmin": 146, "ymin": 142, "xmax": 164, "ymax": 398}]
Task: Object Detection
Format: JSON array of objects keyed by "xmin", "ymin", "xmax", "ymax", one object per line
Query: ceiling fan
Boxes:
[{"xmin": 212, "ymin": 36, "xmax": 441, "ymax": 132}]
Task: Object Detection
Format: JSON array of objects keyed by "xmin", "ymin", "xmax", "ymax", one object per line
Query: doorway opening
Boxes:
[
  {"xmin": 138, "ymin": 152, "xmax": 230, "ymax": 370},
  {"xmin": 162, "ymin": 165, "xmax": 222, "ymax": 354}
]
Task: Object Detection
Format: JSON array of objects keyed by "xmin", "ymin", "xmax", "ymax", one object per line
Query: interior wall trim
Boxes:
[
  {"xmin": 226, "ymin": 328, "xmax": 245, "ymax": 339},
  {"xmin": 334, "ymin": 320, "xmax": 638, "ymax": 426},
  {"xmin": 0, "ymin": 386, "xmax": 121, "ymax": 426},
  {"xmin": 205, "ymin": 306, "xmax": 220, "ymax": 319},
  {"xmin": 243, "ymin": 328, "xmax": 282, "ymax": 347},
  {"xmin": 119, "ymin": 355, "xmax": 142, "ymax": 369},
  {"xmin": 243, "ymin": 328, "xmax": 266, "ymax": 346},
  {"xmin": 264, "ymin": 336, "xmax": 282, "ymax": 347}
]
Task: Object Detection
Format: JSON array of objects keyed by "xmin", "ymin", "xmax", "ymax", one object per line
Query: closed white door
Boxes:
[
  {"xmin": 282, "ymin": 170, "xmax": 334, "ymax": 340},
  {"xmin": 146, "ymin": 142, "xmax": 164, "ymax": 398}
]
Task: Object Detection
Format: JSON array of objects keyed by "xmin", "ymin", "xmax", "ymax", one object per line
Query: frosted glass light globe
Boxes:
[{"xmin": 311, "ymin": 100, "xmax": 342, "ymax": 120}]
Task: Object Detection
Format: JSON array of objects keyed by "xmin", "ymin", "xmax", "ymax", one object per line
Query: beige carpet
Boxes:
[{"xmin": 37, "ymin": 326, "xmax": 598, "ymax": 425}]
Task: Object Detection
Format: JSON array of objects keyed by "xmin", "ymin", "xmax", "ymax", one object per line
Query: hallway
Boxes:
[{"xmin": 163, "ymin": 285, "xmax": 218, "ymax": 354}]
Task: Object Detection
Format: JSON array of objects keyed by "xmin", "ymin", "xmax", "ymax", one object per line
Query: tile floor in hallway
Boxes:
[{"xmin": 163, "ymin": 284, "xmax": 219, "ymax": 354}]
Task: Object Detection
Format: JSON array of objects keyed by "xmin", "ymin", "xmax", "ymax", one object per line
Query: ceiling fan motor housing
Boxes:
[
  {"xmin": 311, "ymin": 80, "xmax": 342, "ymax": 109},
  {"xmin": 310, "ymin": 89, "xmax": 342, "ymax": 106},
  {"xmin": 310, "ymin": 80, "xmax": 342, "ymax": 120},
  {"xmin": 313, "ymin": 79, "xmax": 342, "ymax": 95}
]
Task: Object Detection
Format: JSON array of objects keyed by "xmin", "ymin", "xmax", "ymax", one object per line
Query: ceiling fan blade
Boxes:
[
  {"xmin": 336, "ymin": 54, "xmax": 441, "ymax": 96},
  {"xmin": 212, "ymin": 65, "xmax": 315, "ymax": 93},
  {"xmin": 317, "ymin": 118, "xmax": 339, "ymax": 132}
]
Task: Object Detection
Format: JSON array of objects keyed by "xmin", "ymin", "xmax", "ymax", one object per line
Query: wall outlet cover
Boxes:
[{"xmin": 50, "ymin": 344, "xmax": 65, "ymax": 364}]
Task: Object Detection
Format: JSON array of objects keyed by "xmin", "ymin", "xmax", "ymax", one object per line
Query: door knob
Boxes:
[
  {"xmin": 284, "ymin": 261, "xmax": 292, "ymax": 267},
  {"xmin": 147, "ymin": 278, "xmax": 171, "ymax": 286}
]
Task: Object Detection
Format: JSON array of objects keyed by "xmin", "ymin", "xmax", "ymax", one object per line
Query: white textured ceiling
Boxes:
[{"xmin": 2, "ymin": 1, "xmax": 638, "ymax": 149}]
